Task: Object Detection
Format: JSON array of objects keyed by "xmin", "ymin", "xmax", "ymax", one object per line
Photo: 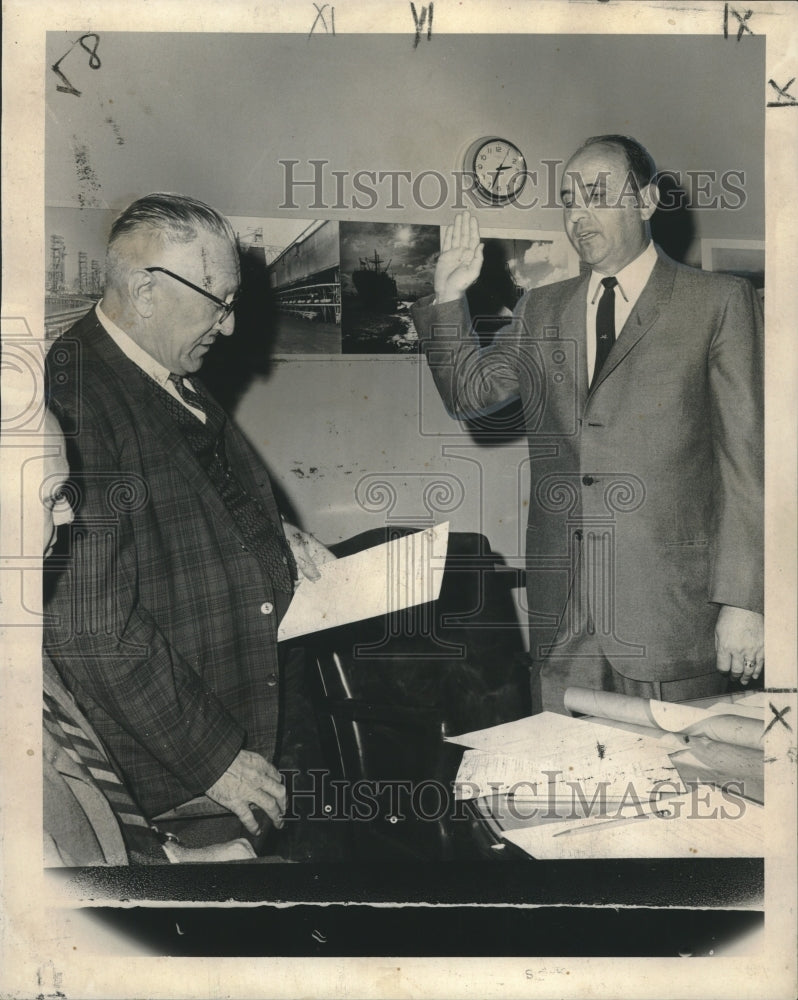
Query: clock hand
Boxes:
[
  {"xmin": 491, "ymin": 165, "xmax": 512, "ymax": 190},
  {"xmin": 491, "ymin": 148, "xmax": 512, "ymax": 190}
]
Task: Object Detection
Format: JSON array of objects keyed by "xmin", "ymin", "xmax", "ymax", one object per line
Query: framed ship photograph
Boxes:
[{"xmin": 340, "ymin": 221, "xmax": 440, "ymax": 354}]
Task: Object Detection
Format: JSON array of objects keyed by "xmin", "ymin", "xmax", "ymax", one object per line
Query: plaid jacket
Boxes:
[{"xmin": 45, "ymin": 310, "xmax": 287, "ymax": 816}]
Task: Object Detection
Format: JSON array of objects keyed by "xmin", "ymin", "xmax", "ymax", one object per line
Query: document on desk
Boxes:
[
  {"xmin": 562, "ymin": 687, "xmax": 764, "ymax": 750},
  {"xmin": 277, "ymin": 522, "xmax": 449, "ymax": 641},
  {"xmin": 451, "ymin": 713, "xmax": 686, "ymax": 801},
  {"xmin": 703, "ymin": 696, "xmax": 765, "ymax": 720},
  {"xmin": 502, "ymin": 788, "xmax": 764, "ymax": 859}
]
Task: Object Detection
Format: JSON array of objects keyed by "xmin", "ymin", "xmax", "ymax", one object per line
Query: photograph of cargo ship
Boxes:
[{"xmin": 340, "ymin": 221, "xmax": 440, "ymax": 354}]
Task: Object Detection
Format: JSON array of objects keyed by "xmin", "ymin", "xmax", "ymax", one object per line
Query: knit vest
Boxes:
[{"xmin": 137, "ymin": 369, "xmax": 296, "ymax": 594}]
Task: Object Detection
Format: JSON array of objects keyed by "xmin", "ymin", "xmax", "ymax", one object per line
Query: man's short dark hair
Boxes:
[
  {"xmin": 104, "ymin": 193, "xmax": 237, "ymax": 289},
  {"xmin": 578, "ymin": 134, "xmax": 657, "ymax": 192},
  {"xmin": 108, "ymin": 192, "xmax": 236, "ymax": 250}
]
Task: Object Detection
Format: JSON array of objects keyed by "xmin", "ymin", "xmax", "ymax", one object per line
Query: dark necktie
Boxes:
[
  {"xmin": 591, "ymin": 276, "xmax": 618, "ymax": 390},
  {"xmin": 169, "ymin": 373, "xmax": 207, "ymax": 419},
  {"xmin": 148, "ymin": 370, "xmax": 296, "ymax": 594}
]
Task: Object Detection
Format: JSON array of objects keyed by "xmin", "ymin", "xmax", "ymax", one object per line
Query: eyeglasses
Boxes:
[{"xmin": 144, "ymin": 266, "xmax": 239, "ymax": 320}]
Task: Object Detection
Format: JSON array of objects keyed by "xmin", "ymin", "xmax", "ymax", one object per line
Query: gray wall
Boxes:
[
  {"xmin": 46, "ymin": 33, "xmax": 764, "ymax": 236},
  {"xmin": 46, "ymin": 32, "xmax": 765, "ymax": 636}
]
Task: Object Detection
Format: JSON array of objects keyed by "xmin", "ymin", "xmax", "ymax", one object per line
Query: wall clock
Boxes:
[{"xmin": 464, "ymin": 136, "xmax": 528, "ymax": 205}]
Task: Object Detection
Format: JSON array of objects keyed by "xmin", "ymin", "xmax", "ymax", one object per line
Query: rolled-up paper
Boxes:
[{"xmin": 563, "ymin": 687, "xmax": 763, "ymax": 751}]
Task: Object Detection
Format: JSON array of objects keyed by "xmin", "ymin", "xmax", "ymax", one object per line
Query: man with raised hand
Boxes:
[{"xmin": 413, "ymin": 135, "xmax": 763, "ymax": 711}]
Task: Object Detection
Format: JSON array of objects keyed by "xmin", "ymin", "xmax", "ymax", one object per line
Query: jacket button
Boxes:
[
  {"xmin": 266, "ymin": 672, "xmax": 278, "ymax": 687},
  {"xmin": 582, "ymin": 475, "xmax": 595, "ymax": 486},
  {"xmin": 260, "ymin": 601, "xmax": 274, "ymax": 615}
]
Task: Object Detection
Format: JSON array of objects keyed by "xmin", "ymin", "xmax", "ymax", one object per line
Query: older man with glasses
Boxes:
[{"xmin": 44, "ymin": 193, "xmax": 332, "ymax": 851}]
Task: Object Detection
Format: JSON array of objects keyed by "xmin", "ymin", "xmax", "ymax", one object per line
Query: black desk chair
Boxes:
[
  {"xmin": 305, "ymin": 528, "xmax": 532, "ymax": 862},
  {"xmin": 309, "ymin": 648, "xmax": 462, "ymax": 860}
]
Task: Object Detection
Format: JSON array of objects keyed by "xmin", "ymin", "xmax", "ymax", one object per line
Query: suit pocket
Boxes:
[{"xmin": 630, "ymin": 365, "xmax": 685, "ymax": 387}]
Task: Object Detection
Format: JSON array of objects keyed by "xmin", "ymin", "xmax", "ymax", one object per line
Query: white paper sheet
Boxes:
[
  {"xmin": 277, "ymin": 522, "xmax": 449, "ymax": 641},
  {"xmin": 503, "ymin": 789, "xmax": 764, "ymax": 859},
  {"xmin": 732, "ymin": 691, "xmax": 766, "ymax": 708},
  {"xmin": 562, "ymin": 687, "xmax": 765, "ymax": 750},
  {"xmin": 704, "ymin": 701, "xmax": 765, "ymax": 720},
  {"xmin": 648, "ymin": 700, "xmax": 716, "ymax": 731},
  {"xmin": 452, "ymin": 713, "xmax": 685, "ymax": 801},
  {"xmin": 448, "ymin": 710, "xmax": 668, "ymax": 755}
]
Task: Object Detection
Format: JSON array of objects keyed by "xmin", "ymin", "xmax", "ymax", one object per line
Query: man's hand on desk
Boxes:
[
  {"xmin": 205, "ymin": 748, "xmax": 286, "ymax": 834},
  {"xmin": 283, "ymin": 522, "xmax": 336, "ymax": 584},
  {"xmin": 715, "ymin": 605, "xmax": 764, "ymax": 685},
  {"xmin": 433, "ymin": 211, "xmax": 484, "ymax": 304}
]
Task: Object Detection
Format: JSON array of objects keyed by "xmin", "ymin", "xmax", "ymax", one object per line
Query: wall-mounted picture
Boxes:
[
  {"xmin": 44, "ymin": 206, "xmax": 114, "ymax": 339},
  {"xmin": 462, "ymin": 228, "xmax": 580, "ymax": 346},
  {"xmin": 340, "ymin": 222, "xmax": 440, "ymax": 354},
  {"xmin": 701, "ymin": 238, "xmax": 765, "ymax": 304},
  {"xmin": 44, "ymin": 210, "xmax": 343, "ymax": 354},
  {"xmin": 232, "ymin": 217, "xmax": 341, "ymax": 355}
]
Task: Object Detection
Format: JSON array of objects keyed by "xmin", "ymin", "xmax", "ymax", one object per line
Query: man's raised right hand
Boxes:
[
  {"xmin": 205, "ymin": 748, "xmax": 286, "ymax": 834},
  {"xmin": 434, "ymin": 211, "xmax": 484, "ymax": 304}
]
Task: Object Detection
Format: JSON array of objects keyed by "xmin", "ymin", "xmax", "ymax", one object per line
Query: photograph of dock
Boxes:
[{"xmin": 261, "ymin": 219, "xmax": 341, "ymax": 355}]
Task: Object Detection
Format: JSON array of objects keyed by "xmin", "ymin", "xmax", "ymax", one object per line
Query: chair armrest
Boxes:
[
  {"xmin": 151, "ymin": 795, "xmax": 230, "ymax": 823},
  {"xmin": 320, "ymin": 697, "xmax": 451, "ymax": 735}
]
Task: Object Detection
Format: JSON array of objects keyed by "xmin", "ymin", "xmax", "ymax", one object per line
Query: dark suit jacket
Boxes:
[
  {"xmin": 45, "ymin": 310, "xmax": 287, "ymax": 816},
  {"xmin": 412, "ymin": 251, "xmax": 763, "ymax": 684}
]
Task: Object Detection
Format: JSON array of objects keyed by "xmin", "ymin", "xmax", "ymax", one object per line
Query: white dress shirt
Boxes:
[
  {"xmin": 95, "ymin": 302, "xmax": 206, "ymax": 423},
  {"xmin": 585, "ymin": 241, "xmax": 658, "ymax": 385}
]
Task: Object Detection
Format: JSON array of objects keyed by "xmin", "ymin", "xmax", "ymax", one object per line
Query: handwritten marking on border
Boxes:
[
  {"xmin": 768, "ymin": 77, "xmax": 798, "ymax": 108},
  {"xmin": 411, "ymin": 2, "xmax": 433, "ymax": 48},
  {"xmin": 309, "ymin": 3, "xmax": 335, "ymax": 38},
  {"xmin": 723, "ymin": 4, "xmax": 754, "ymax": 41},
  {"xmin": 51, "ymin": 33, "xmax": 101, "ymax": 97},
  {"xmin": 763, "ymin": 703, "xmax": 792, "ymax": 737}
]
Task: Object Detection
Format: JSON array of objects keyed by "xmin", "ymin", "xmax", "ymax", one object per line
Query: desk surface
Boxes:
[{"xmin": 465, "ymin": 694, "xmax": 765, "ymax": 860}]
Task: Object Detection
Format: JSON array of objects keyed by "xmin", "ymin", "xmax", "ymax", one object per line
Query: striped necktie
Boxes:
[
  {"xmin": 169, "ymin": 373, "xmax": 207, "ymax": 419},
  {"xmin": 43, "ymin": 689, "xmax": 161, "ymax": 857}
]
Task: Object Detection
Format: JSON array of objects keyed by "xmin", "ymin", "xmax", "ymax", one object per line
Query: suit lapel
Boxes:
[
  {"xmin": 588, "ymin": 254, "xmax": 677, "ymax": 394},
  {"xmin": 81, "ymin": 316, "xmax": 245, "ymax": 523},
  {"xmin": 559, "ymin": 276, "xmax": 590, "ymax": 407}
]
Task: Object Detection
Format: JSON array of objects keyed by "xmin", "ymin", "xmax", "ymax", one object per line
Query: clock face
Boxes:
[{"xmin": 468, "ymin": 137, "xmax": 528, "ymax": 205}]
